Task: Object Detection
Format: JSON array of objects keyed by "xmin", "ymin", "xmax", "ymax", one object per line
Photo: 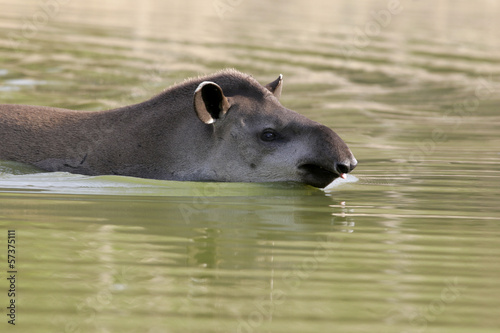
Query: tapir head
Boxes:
[{"xmin": 193, "ymin": 73, "xmax": 357, "ymax": 188}]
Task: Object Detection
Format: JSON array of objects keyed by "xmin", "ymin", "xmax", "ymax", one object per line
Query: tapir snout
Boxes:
[{"xmin": 297, "ymin": 124, "xmax": 357, "ymax": 188}]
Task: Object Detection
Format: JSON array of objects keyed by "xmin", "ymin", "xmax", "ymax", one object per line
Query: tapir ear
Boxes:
[
  {"xmin": 194, "ymin": 81, "xmax": 231, "ymax": 124},
  {"xmin": 265, "ymin": 74, "xmax": 283, "ymax": 99}
]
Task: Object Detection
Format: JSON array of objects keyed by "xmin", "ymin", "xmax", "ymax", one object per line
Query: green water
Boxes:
[{"xmin": 1, "ymin": 0, "xmax": 500, "ymax": 332}]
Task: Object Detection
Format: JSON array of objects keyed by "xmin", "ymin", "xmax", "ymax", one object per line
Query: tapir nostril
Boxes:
[{"xmin": 335, "ymin": 162, "xmax": 350, "ymax": 175}]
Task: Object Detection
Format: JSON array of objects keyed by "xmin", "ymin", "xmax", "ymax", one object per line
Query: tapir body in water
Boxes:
[{"xmin": 0, "ymin": 69, "xmax": 357, "ymax": 188}]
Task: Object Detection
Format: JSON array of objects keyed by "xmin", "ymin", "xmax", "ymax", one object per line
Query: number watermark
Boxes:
[{"xmin": 6, "ymin": 229, "xmax": 17, "ymax": 326}]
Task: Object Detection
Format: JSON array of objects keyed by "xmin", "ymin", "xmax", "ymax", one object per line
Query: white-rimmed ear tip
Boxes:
[{"xmin": 195, "ymin": 81, "xmax": 214, "ymax": 93}]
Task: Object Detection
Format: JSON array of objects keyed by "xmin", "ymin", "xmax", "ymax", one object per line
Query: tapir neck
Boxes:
[
  {"xmin": 107, "ymin": 94, "xmax": 218, "ymax": 180},
  {"xmin": 72, "ymin": 94, "xmax": 217, "ymax": 179}
]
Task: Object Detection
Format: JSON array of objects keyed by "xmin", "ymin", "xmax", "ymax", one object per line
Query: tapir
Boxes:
[{"xmin": 0, "ymin": 69, "xmax": 357, "ymax": 188}]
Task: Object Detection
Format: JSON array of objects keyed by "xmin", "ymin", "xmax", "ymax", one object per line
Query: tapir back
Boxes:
[
  {"xmin": 0, "ymin": 104, "xmax": 117, "ymax": 174},
  {"xmin": 1, "ymin": 104, "xmax": 74, "ymax": 162}
]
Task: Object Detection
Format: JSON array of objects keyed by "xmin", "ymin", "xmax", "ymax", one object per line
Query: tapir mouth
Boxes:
[{"xmin": 298, "ymin": 163, "xmax": 340, "ymax": 188}]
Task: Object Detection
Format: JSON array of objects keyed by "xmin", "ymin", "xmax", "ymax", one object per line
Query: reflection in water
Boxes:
[{"xmin": 0, "ymin": 189, "xmax": 362, "ymax": 331}]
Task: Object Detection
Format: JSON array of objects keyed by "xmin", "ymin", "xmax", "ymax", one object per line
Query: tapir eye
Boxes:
[{"xmin": 260, "ymin": 129, "xmax": 278, "ymax": 142}]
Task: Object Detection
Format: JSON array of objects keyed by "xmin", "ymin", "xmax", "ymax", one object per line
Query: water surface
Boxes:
[{"xmin": 1, "ymin": 0, "xmax": 500, "ymax": 332}]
